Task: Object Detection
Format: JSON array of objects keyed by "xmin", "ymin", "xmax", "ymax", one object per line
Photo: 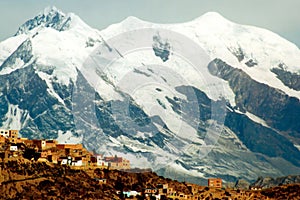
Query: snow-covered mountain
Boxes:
[{"xmin": 1, "ymin": 6, "xmax": 300, "ymax": 183}]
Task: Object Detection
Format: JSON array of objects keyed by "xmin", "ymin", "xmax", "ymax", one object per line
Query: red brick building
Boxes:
[
  {"xmin": 208, "ymin": 178, "xmax": 222, "ymax": 188},
  {"xmin": 104, "ymin": 156, "xmax": 130, "ymax": 170}
]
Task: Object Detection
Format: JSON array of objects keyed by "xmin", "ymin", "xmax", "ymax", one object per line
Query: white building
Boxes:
[
  {"xmin": 95, "ymin": 155, "xmax": 108, "ymax": 167},
  {"xmin": 72, "ymin": 160, "xmax": 83, "ymax": 166},
  {"xmin": 10, "ymin": 146, "xmax": 18, "ymax": 151},
  {"xmin": 123, "ymin": 191, "xmax": 141, "ymax": 198},
  {"xmin": 61, "ymin": 159, "xmax": 68, "ymax": 165},
  {"xmin": 0, "ymin": 129, "xmax": 9, "ymax": 138}
]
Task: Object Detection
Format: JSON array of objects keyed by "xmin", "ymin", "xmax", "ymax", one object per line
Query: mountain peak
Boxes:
[
  {"xmin": 123, "ymin": 16, "xmax": 144, "ymax": 22},
  {"xmin": 15, "ymin": 6, "xmax": 76, "ymax": 36},
  {"xmin": 201, "ymin": 12, "xmax": 226, "ymax": 19},
  {"xmin": 192, "ymin": 11, "xmax": 232, "ymax": 25},
  {"xmin": 42, "ymin": 6, "xmax": 64, "ymax": 17},
  {"xmin": 119, "ymin": 16, "xmax": 147, "ymax": 26}
]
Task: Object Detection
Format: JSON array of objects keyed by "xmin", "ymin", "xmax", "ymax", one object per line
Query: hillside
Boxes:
[
  {"xmin": 0, "ymin": 157, "xmax": 192, "ymax": 199},
  {"xmin": 0, "ymin": 158, "xmax": 115, "ymax": 199},
  {"xmin": 1, "ymin": 157, "xmax": 300, "ymax": 199}
]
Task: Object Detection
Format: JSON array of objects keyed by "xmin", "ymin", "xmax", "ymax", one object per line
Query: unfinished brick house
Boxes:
[
  {"xmin": 104, "ymin": 156, "xmax": 130, "ymax": 170},
  {"xmin": 208, "ymin": 178, "xmax": 222, "ymax": 188}
]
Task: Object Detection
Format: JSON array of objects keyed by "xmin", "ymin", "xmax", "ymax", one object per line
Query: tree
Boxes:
[
  {"xmin": 23, "ymin": 148, "xmax": 40, "ymax": 161},
  {"xmin": 136, "ymin": 195, "xmax": 145, "ymax": 200},
  {"xmin": 150, "ymin": 196, "xmax": 156, "ymax": 200}
]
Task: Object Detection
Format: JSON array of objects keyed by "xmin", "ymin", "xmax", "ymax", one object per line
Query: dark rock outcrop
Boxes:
[
  {"xmin": 271, "ymin": 67, "xmax": 300, "ymax": 91},
  {"xmin": 208, "ymin": 58, "xmax": 300, "ymax": 137},
  {"xmin": 252, "ymin": 175, "xmax": 300, "ymax": 189}
]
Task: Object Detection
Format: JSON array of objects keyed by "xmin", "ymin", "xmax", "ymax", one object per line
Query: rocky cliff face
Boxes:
[
  {"xmin": 271, "ymin": 67, "xmax": 300, "ymax": 91},
  {"xmin": 252, "ymin": 175, "xmax": 300, "ymax": 189},
  {"xmin": 208, "ymin": 59, "xmax": 300, "ymax": 165},
  {"xmin": 0, "ymin": 64, "xmax": 74, "ymax": 139},
  {"xmin": 209, "ymin": 59, "xmax": 300, "ymax": 134}
]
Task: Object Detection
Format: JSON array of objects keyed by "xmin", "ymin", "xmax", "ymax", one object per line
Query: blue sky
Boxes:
[{"xmin": 0, "ymin": 0, "xmax": 300, "ymax": 47}]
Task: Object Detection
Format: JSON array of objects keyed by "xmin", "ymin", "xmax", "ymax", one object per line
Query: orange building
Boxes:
[
  {"xmin": 25, "ymin": 139, "xmax": 58, "ymax": 151},
  {"xmin": 56, "ymin": 143, "xmax": 91, "ymax": 166},
  {"xmin": 8, "ymin": 130, "xmax": 18, "ymax": 143},
  {"xmin": 56, "ymin": 144, "xmax": 83, "ymax": 150},
  {"xmin": 208, "ymin": 178, "xmax": 222, "ymax": 188},
  {"xmin": 143, "ymin": 188, "xmax": 157, "ymax": 196},
  {"xmin": 16, "ymin": 137, "xmax": 28, "ymax": 144},
  {"xmin": 57, "ymin": 144, "xmax": 85, "ymax": 157},
  {"xmin": 25, "ymin": 139, "xmax": 44, "ymax": 151},
  {"xmin": 43, "ymin": 140, "xmax": 57, "ymax": 150},
  {"xmin": 0, "ymin": 130, "xmax": 18, "ymax": 143},
  {"xmin": 0, "ymin": 135, "xmax": 6, "ymax": 144}
]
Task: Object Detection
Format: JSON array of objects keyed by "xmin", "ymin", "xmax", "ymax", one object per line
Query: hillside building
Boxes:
[
  {"xmin": 104, "ymin": 156, "xmax": 130, "ymax": 170},
  {"xmin": 0, "ymin": 129, "xmax": 19, "ymax": 143},
  {"xmin": 208, "ymin": 178, "xmax": 222, "ymax": 188}
]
